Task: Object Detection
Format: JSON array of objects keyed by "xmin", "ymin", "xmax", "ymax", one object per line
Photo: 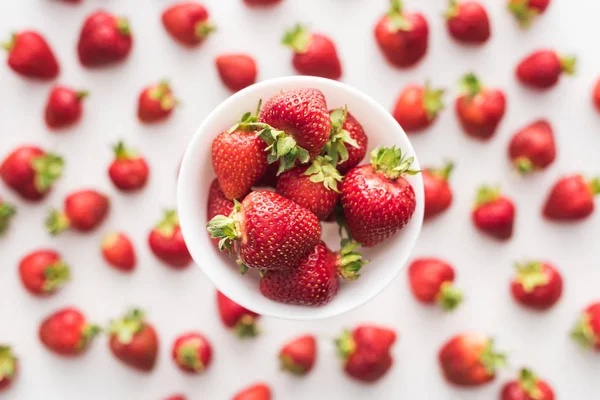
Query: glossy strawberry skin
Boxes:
[
  {"xmin": 216, "ymin": 54, "xmax": 257, "ymax": 92},
  {"xmin": 446, "ymin": 1, "xmax": 491, "ymax": 44},
  {"xmin": 162, "ymin": 3, "xmax": 213, "ymax": 47},
  {"xmin": 501, "ymin": 379, "xmax": 555, "ymax": 400},
  {"xmin": 339, "ymin": 325, "xmax": 397, "ymax": 382},
  {"xmin": 511, "ymin": 263, "xmax": 562, "ymax": 310},
  {"xmin": 375, "ymin": 12, "xmax": 429, "ymax": 68},
  {"xmin": 45, "ymin": 86, "xmax": 87, "ymax": 129},
  {"xmin": 39, "ymin": 308, "xmax": 96, "ymax": 356},
  {"xmin": 279, "ymin": 335, "xmax": 317, "ymax": 375},
  {"xmin": 516, "ymin": 50, "xmax": 569, "ymax": 89},
  {"xmin": 108, "ymin": 155, "xmax": 149, "ymax": 192},
  {"xmin": 19, "ymin": 250, "xmax": 68, "ymax": 296},
  {"xmin": 137, "ymin": 83, "xmax": 176, "ymax": 123},
  {"xmin": 148, "ymin": 218, "xmax": 191, "ymax": 268},
  {"xmin": 472, "ymin": 196, "xmax": 515, "ymax": 240},
  {"xmin": 438, "ymin": 333, "xmax": 497, "ymax": 386},
  {"xmin": 543, "ymin": 175, "xmax": 597, "ymax": 221},
  {"xmin": 207, "ymin": 179, "xmax": 235, "ymax": 249},
  {"xmin": 65, "ymin": 190, "xmax": 110, "ymax": 232},
  {"xmin": 423, "ymin": 169, "xmax": 453, "ymax": 219},
  {"xmin": 171, "ymin": 332, "xmax": 213, "ymax": 374},
  {"xmin": 109, "ymin": 324, "xmax": 158, "ymax": 372},
  {"xmin": 456, "ymin": 88, "xmax": 506, "ymax": 140},
  {"xmin": 408, "ymin": 258, "xmax": 455, "ymax": 303},
  {"xmin": 290, "ymin": 33, "xmax": 342, "ymax": 80},
  {"xmin": 233, "ymin": 383, "xmax": 272, "ymax": 400},
  {"xmin": 102, "ymin": 232, "xmax": 136, "ymax": 272},
  {"xmin": 216, "ymin": 291, "xmax": 260, "ymax": 330},
  {"xmin": 393, "ymin": 85, "xmax": 438, "ymax": 132},
  {"xmin": 593, "ymin": 78, "xmax": 600, "ymax": 112},
  {"xmin": 77, "ymin": 11, "xmax": 132, "ymax": 67},
  {"xmin": 5, "ymin": 31, "xmax": 59, "ymax": 79},
  {"xmin": 333, "ymin": 111, "xmax": 368, "ymax": 175},
  {"xmin": 508, "ymin": 120, "xmax": 556, "ymax": 173}
]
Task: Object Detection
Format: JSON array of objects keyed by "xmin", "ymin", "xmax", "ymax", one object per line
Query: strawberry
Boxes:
[
  {"xmin": 508, "ymin": 0, "xmax": 551, "ymax": 28},
  {"xmin": 162, "ymin": 2, "xmax": 215, "ymax": 47},
  {"xmin": 438, "ymin": 333, "xmax": 506, "ymax": 386},
  {"xmin": 45, "ymin": 86, "xmax": 88, "ymax": 130},
  {"xmin": 445, "ymin": 1, "xmax": 491, "ymax": 45},
  {"xmin": 571, "ymin": 302, "xmax": 600, "ymax": 351},
  {"xmin": 340, "ymin": 146, "xmax": 418, "ymax": 247},
  {"xmin": 593, "ymin": 78, "xmax": 600, "ymax": 113},
  {"xmin": 510, "ymin": 261, "xmax": 563, "ymax": 310},
  {"xmin": 259, "ymin": 88, "xmax": 331, "ymax": 165},
  {"xmin": 233, "ymin": 383, "xmax": 271, "ymax": 400},
  {"xmin": 0, "ymin": 146, "xmax": 64, "ymax": 201},
  {"xmin": 148, "ymin": 210, "xmax": 192, "ymax": 268},
  {"xmin": 501, "ymin": 368, "xmax": 555, "ymax": 400},
  {"xmin": 516, "ymin": 50, "xmax": 576, "ymax": 90},
  {"xmin": 216, "ymin": 54, "xmax": 257, "ymax": 92},
  {"xmin": 77, "ymin": 10, "xmax": 133, "ymax": 67},
  {"xmin": 455, "ymin": 74, "xmax": 506, "ymax": 140},
  {"xmin": 325, "ymin": 108, "xmax": 368, "ymax": 175},
  {"xmin": 102, "ymin": 232, "xmax": 136, "ymax": 272},
  {"xmin": 19, "ymin": 249, "xmax": 70, "ymax": 296},
  {"xmin": 282, "ymin": 25, "xmax": 342, "ymax": 80},
  {"xmin": 138, "ymin": 80, "xmax": 177, "ymax": 123},
  {"xmin": 108, "ymin": 141, "xmax": 149, "ymax": 191},
  {"xmin": 279, "ymin": 334, "xmax": 317, "ymax": 376},
  {"xmin": 472, "ymin": 186, "xmax": 515, "ymax": 240},
  {"xmin": 0, "ymin": 197, "xmax": 16, "ymax": 235},
  {"xmin": 171, "ymin": 332, "xmax": 213, "ymax": 374},
  {"xmin": 423, "ymin": 162, "xmax": 454, "ymax": 220},
  {"xmin": 0, "ymin": 346, "xmax": 17, "ymax": 392},
  {"xmin": 543, "ymin": 175, "xmax": 599, "ymax": 221},
  {"xmin": 39, "ymin": 307, "xmax": 100, "ymax": 356},
  {"xmin": 257, "ymin": 162, "xmax": 280, "ymax": 188},
  {"xmin": 335, "ymin": 325, "xmax": 397, "ymax": 382},
  {"xmin": 374, "ymin": 0, "xmax": 428, "ymax": 68},
  {"xmin": 3, "ymin": 31, "xmax": 59, "ymax": 80},
  {"xmin": 408, "ymin": 258, "xmax": 463, "ymax": 311},
  {"xmin": 207, "ymin": 179, "xmax": 235, "ymax": 249},
  {"xmin": 276, "ymin": 156, "xmax": 342, "ymax": 220},
  {"xmin": 216, "ymin": 290, "xmax": 261, "ymax": 338},
  {"xmin": 508, "ymin": 120, "xmax": 556, "ymax": 174},
  {"xmin": 108, "ymin": 309, "xmax": 158, "ymax": 372},
  {"xmin": 244, "ymin": 0, "xmax": 281, "ymax": 6},
  {"xmin": 392, "ymin": 82, "xmax": 444, "ymax": 133},
  {"xmin": 46, "ymin": 190, "xmax": 110, "ymax": 235},
  {"xmin": 208, "ymin": 190, "xmax": 321, "ymax": 271},
  {"xmin": 259, "ymin": 240, "xmax": 365, "ymax": 306}
]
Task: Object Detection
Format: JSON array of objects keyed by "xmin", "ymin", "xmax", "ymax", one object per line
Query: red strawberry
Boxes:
[
  {"xmin": 508, "ymin": 120, "xmax": 556, "ymax": 174},
  {"xmin": 259, "ymin": 88, "xmax": 331, "ymax": 164},
  {"xmin": 510, "ymin": 261, "xmax": 563, "ymax": 310},
  {"xmin": 244, "ymin": 0, "xmax": 281, "ymax": 6},
  {"xmin": 276, "ymin": 156, "xmax": 342, "ymax": 220},
  {"xmin": 148, "ymin": 210, "xmax": 192, "ymax": 268},
  {"xmin": 164, "ymin": 396, "xmax": 186, "ymax": 400},
  {"xmin": 0, "ymin": 346, "xmax": 17, "ymax": 392},
  {"xmin": 39, "ymin": 307, "xmax": 100, "ymax": 356},
  {"xmin": 501, "ymin": 368, "xmax": 555, "ymax": 400},
  {"xmin": 439, "ymin": 333, "xmax": 506, "ymax": 386},
  {"xmin": 392, "ymin": 82, "xmax": 444, "ymax": 133},
  {"xmin": 408, "ymin": 258, "xmax": 463, "ymax": 311},
  {"xmin": 593, "ymin": 78, "xmax": 600, "ymax": 113},
  {"xmin": 455, "ymin": 73, "xmax": 506, "ymax": 140},
  {"xmin": 543, "ymin": 175, "xmax": 599, "ymax": 221},
  {"xmin": 571, "ymin": 302, "xmax": 600, "ymax": 351},
  {"xmin": 208, "ymin": 190, "xmax": 321, "ymax": 271},
  {"xmin": 279, "ymin": 334, "xmax": 317, "ymax": 376},
  {"xmin": 3, "ymin": 31, "xmax": 59, "ymax": 79},
  {"xmin": 423, "ymin": 162, "xmax": 454, "ymax": 220},
  {"xmin": 108, "ymin": 141, "xmax": 149, "ymax": 191},
  {"xmin": 335, "ymin": 325, "xmax": 397, "ymax": 382},
  {"xmin": 0, "ymin": 197, "xmax": 16, "ymax": 235},
  {"xmin": 171, "ymin": 332, "xmax": 213, "ymax": 374},
  {"xmin": 257, "ymin": 162, "xmax": 280, "ymax": 188},
  {"xmin": 138, "ymin": 80, "xmax": 177, "ymax": 123},
  {"xmin": 216, "ymin": 290, "xmax": 261, "ymax": 338},
  {"xmin": 233, "ymin": 383, "xmax": 271, "ymax": 400},
  {"xmin": 445, "ymin": 1, "xmax": 491, "ymax": 45},
  {"xmin": 374, "ymin": 0, "xmax": 428, "ymax": 68},
  {"xmin": 340, "ymin": 146, "xmax": 418, "ymax": 247},
  {"xmin": 19, "ymin": 249, "xmax": 70, "ymax": 296},
  {"xmin": 282, "ymin": 25, "xmax": 342, "ymax": 80},
  {"xmin": 516, "ymin": 50, "xmax": 576, "ymax": 90},
  {"xmin": 102, "ymin": 232, "xmax": 136, "ymax": 272},
  {"xmin": 472, "ymin": 186, "xmax": 515, "ymax": 240},
  {"xmin": 45, "ymin": 86, "xmax": 88, "ymax": 130},
  {"xmin": 46, "ymin": 190, "xmax": 110, "ymax": 235},
  {"xmin": 508, "ymin": 0, "xmax": 551, "ymax": 28},
  {"xmin": 216, "ymin": 54, "xmax": 257, "ymax": 92},
  {"xmin": 77, "ymin": 10, "xmax": 133, "ymax": 67},
  {"xmin": 260, "ymin": 240, "xmax": 365, "ymax": 306},
  {"xmin": 0, "ymin": 146, "xmax": 64, "ymax": 201},
  {"xmin": 325, "ymin": 108, "xmax": 368, "ymax": 175},
  {"xmin": 108, "ymin": 309, "xmax": 158, "ymax": 372},
  {"xmin": 207, "ymin": 179, "xmax": 235, "ymax": 249},
  {"xmin": 162, "ymin": 2, "xmax": 215, "ymax": 47}
]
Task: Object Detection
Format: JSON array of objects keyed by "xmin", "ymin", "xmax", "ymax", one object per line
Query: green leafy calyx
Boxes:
[
  {"xmin": 32, "ymin": 153, "xmax": 64, "ymax": 192},
  {"xmin": 479, "ymin": 339, "xmax": 506, "ymax": 375},
  {"xmin": 42, "ymin": 261, "xmax": 71, "ymax": 293},
  {"xmin": 335, "ymin": 330, "xmax": 356, "ymax": 361},
  {"xmin": 508, "ymin": 0, "xmax": 538, "ymax": 28},
  {"xmin": 282, "ymin": 24, "xmax": 312, "ymax": 53},
  {"xmin": 45, "ymin": 210, "xmax": 70, "ymax": 236},
  {"xmin": 108, "ymin": 309, "xmax": 145, "ymax": 345},
  {"xmin": 195, "ymin": 21, "xmax": 216, "ymax": 39},
  {"xmin": 370, "ymin": 146, "xmax": 420, "ymax": 180},
  {"xmin": 0, "ymin": 346, "xmax": 17, "ymax": 382},
  {"xmin": 423, "ymin": 82, "xmax": 445, "ymax": 120},
  {"xmin": 305, "ymin": 156, "xmax": 343, "ymax": 192},
  {"xmin": 437, "ymin": 282, "xmax": 463, "ymax": 311},
  {"xmin": 459, "ymin": 73, "xmax": 483, "ymax": 98},
  {"xmin": 0, "ymin": 202, "xmax": 16, "ymax": 235},
  {"xmin": 324, "ymin": 107, "xmax": 359, "ymax": 167},
  {"xmin": 337, "ymin": 239, "xmax": 368, "ymax": 280},
  {"xmin": 515, "ymin": 262, "xmax": 548, "ymax": 293},
  {"xmin": 428, "ymin": 161, "xmax": 454, "ymax": 181},
  {"xmin": 206, "ymin": 201, "xmax": 242, "ymax": 253},
  {"xmin": 474, "ymin": 185, "xmax": 501, "ymax": 208},
  {"xmin": 113, "ymin": 141, "xmax": 138, "ymax": 161},
  {"xmin": 519, "ymin": 368, "xmax": 543, "ymax": 400},
  {"xmin": 386, "ymin": 0, "xmax": 411, "ymax": 32},
  {"xmin": 571, "ymin": 313, "xmax": 597, "ymax": 349},
  {"xmin": 156, "ymin": 210, "xmax": 179, "ymax": 237}
]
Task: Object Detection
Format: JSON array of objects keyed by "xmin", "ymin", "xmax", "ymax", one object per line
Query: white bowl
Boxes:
[{"xmin": 177, "ymin": 76, "xmax": 424, "ymax": 320}]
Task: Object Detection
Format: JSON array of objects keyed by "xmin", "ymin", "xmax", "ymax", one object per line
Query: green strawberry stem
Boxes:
[
  {"xmin": 519, "ymin": 368, "xmax": 543, "ymax": 400},
  {"xmin": 78, "ymin": 324, "xmax": 102, "ymax": 350},
  {"xmin": 423, "ymin": 82, "xmax": 445, "ymax": 120},
  {"xmin": 207, "ymin": 201, "xmax": 242, "ymax": 253},
  {"xmin": 387, "ymin": 0, "xmax": 411, "ymax": 32},
  {"xmin": 1, "ymin": 33, "xmax": 16, "ymax": 52},
  {"xmin": 113, "ymin": 141, "xmax": 138, "ymax": 160},
  {"xmin": 195, "ymin": 21, "xmax": 216, "ymax": 39},
  {"xmin": 108, "ymin": 309, "xmax": 145, "ymax": 345},
  {"xmin": 370, "ymin": 146, "xmax": 420, "ymax": 180},
  {"xmin": 444, "ymin": 0, "xmax": 459, "ymax": 19},
  {"xmin": 156, "ymin": 210, "xmax": 180, "ymax": 237},
  {"xmin": 149, "ymin": 80, "xmax": 177, "ymax": 111},
  {"xmin": 560, "ymin": 55, "xmax": 577, "ymax": 75},
  {"xmin": 325, "ymin": 107, "xmax": 359, "ymax": 167},
  {"xmin": 333, "ymin": 204, "xmax": 353, "ymax": 241},
  {"xmin": 234, "ymin": 315, "xmax": 259, "ymax": 338},
  {"xmin": 337, "ymin": 239, "xmax": 368, "ymax": 280},
  {"xmin": 31, "ymin": 153, "xmax": 64, "ymax": 193},
  {"xmin": 479, "ymin": 339, "xmax": 506, "ymax": 375},
  {"xmin": 116, "ymin": 17, "xmax": 131, "ymax": 36},
  {"xmin": 459, "ymin": 73, "xmax": 483, "ymax": 98},
  {"xmin": 429, "ymin": 161, "xmax": 454, "ymax": 181},
  {"xmin": 515, "ymin": 157, "xmax": 534, "ymax": 175},
  {"xmin": 178, "ymin": 343, "xmax": 204, "ymax": 372},
  {"xmin": 437, "ymin": 282, "xmax": 463, "ymax": 311},
  {"xmin": 589, "ymin": 177, "xmax": 600, "ymax": 195},
  {"xmin": 507, "ymin": 0, "xmax": 538, "ymax": 29},
  {"xmin": 334, "ymin": 330, "xmax": 356, "ymax": 361},
  {"xmin": 0, "ymin": 202, "xmax": 16, "ymax": 235},
  {"xmin": 304, "ymin": 156, "xmax": 343, "ymax": 192},
  {"xmin": 42, "ymin": 261, "xmax": 71, "ymax": 293},
  {"xmin": 571, "ymin": 313, "xmax": 597, "ymax": 349},
  {"xmin": 45, "ymin": 210, "xmax": 70, "ymax": 236},
  {"xmin": 0, "ymin": 346, "xmax": 17, "ymax": 382},
  {"xmin": 515, "ymin": 261, "xmax": 549, "ymax": 292},
  {"xmin": 282, "ymin": 24, "xmax": 311, "ymax": 53},
  {"xmin": 280, "ymin": 354, "xmax": 306, "ymax": 375},
  {"xmin": 474, "ymin": 185, "xmax": 501, "ymax": 208}
]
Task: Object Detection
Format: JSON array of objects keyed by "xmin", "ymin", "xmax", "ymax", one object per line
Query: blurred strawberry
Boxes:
[
  {"xmin": 46, "ymin": 190, "xmax": 110, "ymax": 235},
  {"xmin": 39, "ymin": 308, "xmax": 100, "ymax": 356},
  {"xmin": 3, "ymin": 30, "xmax": 59, "ymax": 79},
  {"xmin": 593, "ymin": 78, "xmax": 600, "ymax": 113},
  {"xmin": 162, "ymin": 2, "xmax": 215, "ymax": 47},
  {"xmin": 279, "ymin": 335, "xmax": 317, "ymax": 376},
  {"xmin": 501, "ymin": 368, "xmax": 555, "ymax": 400},
  {"xmin": 508, "ymin": 0, "xmax": 551, "ymax": 28},
  {"xmin": 0, "ymin": 146, "xmax": 64, "ymax": 201},
  {"xmin": 0, "ymin": 346, "xmax": 17, "ymax": 392},
  {"xmin": 516, "ymin": 50, "xmax": 575, "ymax": 90},
  {"xmin": 164, "ymin": 396, "xmax": 186, "ymax": 400},
  {"xmin": 206, "ymin": 179, "xmax": 235, "ymax": 249},
  {"xmin": 408, "ymin": 258, "xmax": 463, "ymax": 311},
  {"xmin": 282, "ymin": 25, "xmax": 342, "ymax": 80},
  {"xmin": 19, "ymin": 249, "xmax": 70, "ymax": 296},
  {"xmin": 108, "ymin": 141, "xmax": 149, "ymax": 191},
  {"xmin": 445, "ymin": 1, "xmax": 491, "ymax": 45},
  {"xmin": 374, "ymin": 0, "xmax": 429, "ymax": 68},
  {"xmin": 217, "ymin": 291, "xmax": 261, "ymax": 338},
  {"xmin": 543, "ymin": 174, "xmax": 599, "ymax": 221},
  {"xmin": 510, "ymin": 261, "xmax": 563, "ymax": 310},
  {"xmin": 108, "ymin": 309, "xmax": 158, "ymax": 372},
  {"xmin": 45, "ymin": 86, "xmax": 88, "ymax": 130},
  {"xmin": 148, "ymin": 210, "xmax": 192, "ymax": 268},
  {"xmin": 138, "ymin": 80, "xmax": 177, "ymax": 123},
  {"xmin": 472, "ymin": 186, "xmax": 515, "ymax": 240},
  {"xmin": 571, "ymin": 302, "xmax": 600, "ymax": 351},
  {"xmin": 0, "ymin": 197, "xmax": 16, "ymax": 235},
  {"xmin": 325, "ymin": 108, "xmax": 368, "ymax": 175},
  {"xmin": 172, "ymin": 332, "xmax": 213, "ymax": 374},
  {"xmin": 233, "ymin": 383, "xmax": 271, "ymax": 400},
  {"xmin": 392, "ymin": 82, "xmax": 444, "ymax": 133},
  {"xmin": 77, "ymin": 10, "xmax": 133, "ymax": 67},
  {"xmin": 508, "ymin": 120, "xmax": 556, "ymax": 174},
  {"xmin": 216, "ymin": 54, "xmax": 257, "ymax": 92},
  {"xmin": 102, "ymin": 232, "xmax": 136, "ymax": 272},
  {"xmin": 244, "ymin": 0, "xmax": 281, "ymax": 5},
  {"xmin": 423, "ymin": 162, "xmax": 454, "ymax": 220}
]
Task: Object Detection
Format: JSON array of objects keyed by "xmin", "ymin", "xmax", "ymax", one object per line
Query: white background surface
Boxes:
[{"xmin": 1, "ymin": 0, "xmax": 599, "ymax": 399}]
